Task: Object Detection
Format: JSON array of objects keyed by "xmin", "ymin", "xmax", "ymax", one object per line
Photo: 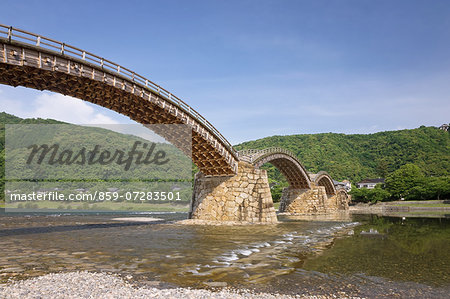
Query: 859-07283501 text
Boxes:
[{"xmin": 7, "ymin": 191, "xmax": 182, "ymax": 202}]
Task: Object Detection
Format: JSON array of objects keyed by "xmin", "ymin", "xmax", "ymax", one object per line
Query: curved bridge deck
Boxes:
[{"xmin": 0, "ymin": 25, "xmax": 238, "ymax": 176}]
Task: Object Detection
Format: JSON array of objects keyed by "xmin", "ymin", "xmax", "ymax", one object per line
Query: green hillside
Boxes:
[
  {"xmin": 1, "ymin": 112, "xmax": 65, "ymax": 203},
  {"xmin": 235, "ymin": 126, "xmax": 450, "ymax": 183},
  {"xmin": 1, "ymin": 112, "xmax": 193, "ymax": 205}
]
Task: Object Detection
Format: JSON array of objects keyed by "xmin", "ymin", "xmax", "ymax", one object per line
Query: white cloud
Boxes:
[
  {"xmin": 0, "ymin": 96, "xmax": 27, "ymax": 117},
  {"xmin": 32, "ymin": 93, "xmax": 119, "ymax": 124},
  {"xmin": 0, "ymin": 88, "xmax": 120, "ymax": 125}
]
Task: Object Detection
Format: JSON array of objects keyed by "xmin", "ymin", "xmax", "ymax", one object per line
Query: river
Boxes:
[{"xmin": 0, "ymin": 211, "xmax": 449, "ymax": 298}]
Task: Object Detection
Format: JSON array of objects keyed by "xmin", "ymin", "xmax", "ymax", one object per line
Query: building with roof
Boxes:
[
  {"xmin": 439, "ymin": 124, "xmax": 449, "ymax": 132},
  {"xmin": 333, "ymin": 179, "xmax": 352, "ymax": 192},
  {"xmin": 356, "ymin": 178, "xmax": 385, "ymax": 189}
]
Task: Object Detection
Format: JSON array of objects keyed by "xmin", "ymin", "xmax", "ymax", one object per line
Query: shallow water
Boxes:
[{"xmin": 0, "ymin": 211, "xmax": 449, "ymax": 297}]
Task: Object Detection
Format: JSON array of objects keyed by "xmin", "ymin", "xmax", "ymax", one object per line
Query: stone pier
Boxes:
[
  {"xmin": 279, "ymin": 186, "xmax": 349, "ymax": 214},
  {"xmin": 329, "ymin": 190, "xmax": 351, "ymax": 211},
  {"xmin": 189, "ymin": 162, "xmax": 278, "ymax": 223}
]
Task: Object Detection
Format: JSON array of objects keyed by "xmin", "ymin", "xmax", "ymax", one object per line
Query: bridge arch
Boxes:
[
  {"xmin": 237, "ymin": 148, "xmax": 311, "ymax": 189},
  {"xmin": 311, "ymin": 171, "xmax": 336, "ymax": 196},
  {"xmin": 0, "ymin": 25, "xmax": 238, "ymax": 176}
]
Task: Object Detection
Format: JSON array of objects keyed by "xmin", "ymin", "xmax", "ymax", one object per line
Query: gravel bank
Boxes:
[{"xmin": 0, "ymin": 272, "xmax": 356, "ymax": 299}]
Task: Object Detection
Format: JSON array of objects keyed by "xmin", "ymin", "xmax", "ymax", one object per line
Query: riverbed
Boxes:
[{"xmin": 0, "ymin": 211, "xmax": 449, "ymax": 298}]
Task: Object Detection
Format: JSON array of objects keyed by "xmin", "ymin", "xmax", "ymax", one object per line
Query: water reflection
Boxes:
[
  {"xmin": 0, "ymin": 212, "xmax": 449, "ymax": 297},
  {"xmin": 302, "ymin": 215, "xmax": 450, "ymax": 286}
]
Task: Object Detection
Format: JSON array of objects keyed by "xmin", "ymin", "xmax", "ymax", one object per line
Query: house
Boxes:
[
  {"xmin": 356, "ymin": 178, "xmax": 385, "ymax": 189},
  {"xmin": 439, "ymin": 123, "xmax": 449, "ymax": 132},
  {"xmin": 333, "ymin": 180, "xmax": 352, "ymax": 192}
]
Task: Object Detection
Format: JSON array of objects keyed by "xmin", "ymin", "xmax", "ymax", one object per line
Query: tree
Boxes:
[
  {"xmin": 428, "ymin": 176, "xmax": 450, "ymax": 200},
  {"xmin": 408, "ymin": 176, "xmax": 450, "ymax": 200},
  {"xmin": 270, "ymin": 181, "xmax": 288, "ymax": 202},
  {"xmin": 385, "ymin": 164, "xmax": 425, "ymax": 200},
  {"xmin": 350, "ymin": 185, "xmax": 390, "ymax": 203},
  {"xmin": 376, "ymin": 159, "xmax": 389, "ymax": 177}
]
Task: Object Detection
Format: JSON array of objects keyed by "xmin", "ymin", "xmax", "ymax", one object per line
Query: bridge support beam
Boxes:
[
  {"xmin": 189, "ymin": 162, "xmax": 278, "ymax": 223},
  {"xmin": 279, "ymin": 186, "xmax": 349, "ymax": 214}
]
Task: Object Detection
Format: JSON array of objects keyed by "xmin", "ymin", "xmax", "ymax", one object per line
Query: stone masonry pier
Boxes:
[
  {"xmin": 189, "ymin": 162, "xmax": 278, "ymax": 223},
  {"xmin": 279, "ymin": 186, "xmax": 349, "ymax": 215}
]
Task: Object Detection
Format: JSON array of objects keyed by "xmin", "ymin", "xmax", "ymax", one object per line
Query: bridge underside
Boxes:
[
  {"xmin": 253, "ymin": 154, "xmax": 311, "ymax": 189},
  {"xmin": 0, "ymin": 42, "xmax": 236, "ymax": 175},
  {"xmin": 278, "ymin": 171, "xmax": 347, "ymax": 214},
  {"xmin": 260, "ymin": 158, "xmax": 310, "ymax": 189},
  {"xmin": 316, "ymin": 176, "xmax": 336, "ymax": 196}
]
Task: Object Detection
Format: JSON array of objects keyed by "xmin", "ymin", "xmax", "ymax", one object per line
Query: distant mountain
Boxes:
[{"xmin": 235, "ymin": 126, "xmax": 450, "ymax": 183}]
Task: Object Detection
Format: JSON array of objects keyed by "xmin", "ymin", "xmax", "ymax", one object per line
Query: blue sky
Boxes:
[{"xmin": 1, "ymin": 0, "xmax": 450, "ymax": 144}]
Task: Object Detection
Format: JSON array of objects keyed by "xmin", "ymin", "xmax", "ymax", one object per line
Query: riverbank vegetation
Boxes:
[{"xmin": 350, "ymin": 164, "xmax": 450, "ymax": 203}]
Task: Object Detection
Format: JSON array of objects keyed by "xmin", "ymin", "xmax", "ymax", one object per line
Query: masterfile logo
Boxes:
[
  {"xmin": 5, "ymin": 123, "xmax": 191, "ymax": 180},
  {"xmin": 26, "ymin": 141, "xmax": 170, "ymax": 171}
]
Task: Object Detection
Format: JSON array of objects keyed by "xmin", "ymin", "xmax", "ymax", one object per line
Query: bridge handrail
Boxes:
[
  {"xmin": 237, "ymin": 147, "xmax": 298, "ymax": 162},
  {"xmin": 0, "ymin": 24, "xmax": 237, "ymax": 160}
]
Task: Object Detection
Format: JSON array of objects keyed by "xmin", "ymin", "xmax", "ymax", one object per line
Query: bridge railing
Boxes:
[
  {"xmin": 237, "ymin": 147, "xmax": 297, "ymax": 163},
  {"xmin": 0, "ymin": 24, "xmax": 237, "ymax": 160}
]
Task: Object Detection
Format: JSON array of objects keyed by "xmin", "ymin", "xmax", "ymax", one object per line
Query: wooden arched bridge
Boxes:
[
  {"xmin": 0, "ymin": 25, "xmax": 237, "ymax": 176},
  {"xmin": 238, "ymin": 148, "xmax": 311, "ymax": 189},
  {"xmin": 238, "ymin": 148, "xmax": 341, "ymax": 196},
  {"xmin": 0, "ymin": 25, "xmax": 349, "ymax": 223}
]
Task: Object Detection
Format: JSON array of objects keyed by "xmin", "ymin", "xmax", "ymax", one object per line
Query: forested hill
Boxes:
[
  {"xmin": 0, "ymin": 111, "xmax": 190, "ymax": 182},
  {"xmin": 235, "ymin": 126, "xmax": 450, "ymax": 183},
  {"xmin": 2, "ymin": 112, "xmax": 449, "ymax": 184},
  {"xmin": 0, "ymin": 112, "xmax": 64, "ymax": 154}
]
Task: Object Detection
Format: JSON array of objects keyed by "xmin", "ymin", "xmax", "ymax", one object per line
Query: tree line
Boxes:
[
  {"xmin": 350, "ymin": 163, "xmax": 450, "ymax": 203},
  {"xmin": 235, "ymin": 125, "xmax": 449, "ymax": 202}
]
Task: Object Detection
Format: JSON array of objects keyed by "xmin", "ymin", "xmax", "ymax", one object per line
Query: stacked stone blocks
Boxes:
[
  {"xmin": 189, "ymin": 162, "xmax": 278, "ymax": 223},
  {"xmin": 190, "ymin": 162, "xmax": 350, "ymax": 223},
  {"xmin": 279, "ymin": 185, "xmax": 349, "ymax": 214}
]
